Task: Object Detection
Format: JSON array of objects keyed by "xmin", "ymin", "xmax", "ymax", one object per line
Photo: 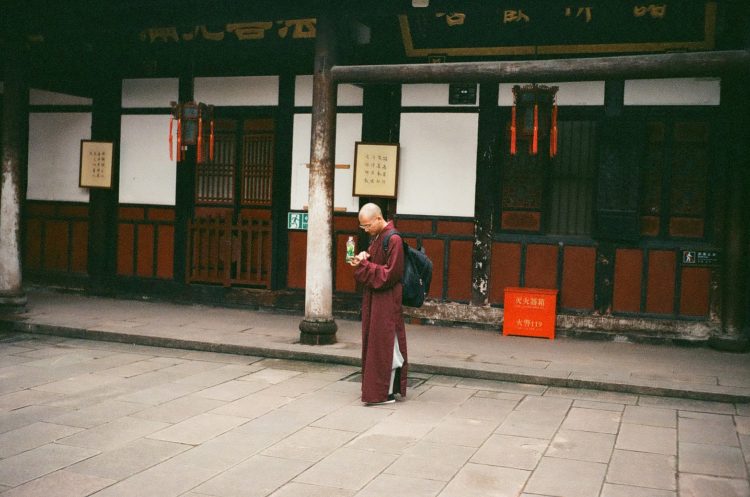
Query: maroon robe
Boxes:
[{"xmin": 354, "ymin": 221, "xmax": 408, "ymax": 403}]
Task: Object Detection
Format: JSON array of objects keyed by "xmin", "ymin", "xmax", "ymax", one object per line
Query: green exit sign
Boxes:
[{"xmin": 287, "ymin": 212, "xmax": 308, "ymax": 230}]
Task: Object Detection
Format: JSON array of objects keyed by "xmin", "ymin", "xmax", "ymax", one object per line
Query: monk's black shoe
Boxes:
[{"xmin": 366, "ymin": 394, "xmax": 395, "ymax": 406}]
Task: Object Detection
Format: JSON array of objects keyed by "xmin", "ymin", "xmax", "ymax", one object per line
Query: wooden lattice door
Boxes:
[{"xmin": 188, "ymin": 117, "xmax": 274, "ymax": 287}]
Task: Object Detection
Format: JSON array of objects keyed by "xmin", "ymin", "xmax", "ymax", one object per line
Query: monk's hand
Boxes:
[{"xmin": 350, "ymin": 251, "xmax": 370, "ymax": 267}]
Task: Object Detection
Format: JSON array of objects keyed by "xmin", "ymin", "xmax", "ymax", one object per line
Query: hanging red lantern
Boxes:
[
  {"xmin": 169, "ymin": 102, "xmax": 215, "ymax": 163},
  {"xmin": 509, "ymin": 84, "xmax": 559, "ymax": 157}
]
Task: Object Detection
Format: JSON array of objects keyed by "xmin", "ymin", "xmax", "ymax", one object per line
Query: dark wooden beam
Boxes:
[{"xmin": 332, "ymin": 50, "xmax": 750, "ymax": 84}]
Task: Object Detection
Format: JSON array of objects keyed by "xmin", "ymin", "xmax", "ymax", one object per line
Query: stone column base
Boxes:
[
  {"xmin": 0, "ymin": 290, "xmax": 27, "ymax": 313},
  {"xmin": 299, "ymin": 319, "xmax": 338, "ymax": 345}
]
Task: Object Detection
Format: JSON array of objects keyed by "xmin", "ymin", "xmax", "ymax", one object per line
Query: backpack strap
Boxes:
[{"xmin": 382, "ymin": 229, "xmax": 401, "ymax": 253}]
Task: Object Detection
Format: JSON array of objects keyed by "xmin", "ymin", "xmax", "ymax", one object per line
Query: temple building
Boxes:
[{"xmin": 1, "ymin": 0, "xmax": 748, "ymax": 348}]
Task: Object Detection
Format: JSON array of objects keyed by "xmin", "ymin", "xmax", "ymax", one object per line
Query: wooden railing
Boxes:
[{"xmin": 187, "ymin": 215, "xmax": 271, "ymax": 288}]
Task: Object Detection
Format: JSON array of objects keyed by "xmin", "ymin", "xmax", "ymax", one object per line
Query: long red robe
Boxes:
[{"xmin": 354, "ymin": 221, "xmax": 408, "ymax": 403}]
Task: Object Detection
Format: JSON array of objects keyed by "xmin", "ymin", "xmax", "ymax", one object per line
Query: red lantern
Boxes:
[
  {"xmin": 509, "ymin": 85, "xmax": 559, "ymax": 157},
  {"xmin": 169, "ymin": 102, "xmax": 215, "ymax": 163}
]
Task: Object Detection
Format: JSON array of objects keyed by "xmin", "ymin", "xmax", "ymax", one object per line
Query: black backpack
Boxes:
[{"xmin": 383, "ymin": 230, "xmax": 433, "ymax": 308}]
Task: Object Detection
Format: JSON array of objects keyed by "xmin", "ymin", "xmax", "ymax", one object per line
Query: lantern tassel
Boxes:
[
  {"xmin": 550, "ymin": 104, "xmax": 558, "ymax": 157},
  {"xmin": 197, "ymin": 115, "xmax": 203, "ymax": 163},
  {"xmin": 209, "ymin": 118, "xmax": 215, "ymax": 161},
  {"xmin": 168, "ymin": 116, "xmax": 174, "ymax": 161},
  {"xmin": 532, "ymin": 104, "xmax": 539, "ymax": 155},
  {"xmin": 176, "ymin": 117, "xmax": 183, "ymax": 162},
  {"xmin": 510, "ymin": 105, "xmax": 517, "ymax": 155}
]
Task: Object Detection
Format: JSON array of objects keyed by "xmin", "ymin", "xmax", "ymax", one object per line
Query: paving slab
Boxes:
[{"xmin": 3, "ymin": 289, "xmax": 750, "ymax": 403}]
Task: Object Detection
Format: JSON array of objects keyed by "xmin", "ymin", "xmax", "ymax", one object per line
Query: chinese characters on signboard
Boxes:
[
  {"xmin": 353, "ymin": 142, "xmax": 400, "ymax": 199},
  {"xmin": 140, "ymin": 18, "xmax": 316, "ymax": 43},
  {"xmin": 503, "ymin": 287, "xmax": 558, "ymax": 339},
  {"xmin": 401, "ymin": 1, "xmax": 714, "ymax": 57},
  {"xmin": 79, "ymin": 140, "xmax": 113, "ymax": 189}
]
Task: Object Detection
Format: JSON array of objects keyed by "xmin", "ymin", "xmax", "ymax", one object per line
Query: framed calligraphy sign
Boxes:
[
  {"xmin": 353, "ymin": 142, "xmax": 400, "ymax": 198},
  {"xmin": 79, "ymin": 140, "xmax": 113, "ymax": 189}
]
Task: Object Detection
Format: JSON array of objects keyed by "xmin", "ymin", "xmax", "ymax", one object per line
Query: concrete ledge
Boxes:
[{"xmin": 3, "ymin": 319, "xmax": 747, "ymax": 404}]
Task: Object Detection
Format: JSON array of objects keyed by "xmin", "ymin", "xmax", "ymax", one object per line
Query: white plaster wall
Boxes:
[
  {"xmin": 397, "ymin": 113, "xmax": 478, "ymax": 217},
  {"xmin": 194, "ymin": 76, "xmax": 279, "ymax": 106},
  {"xmin": 27, "ymin": 112, "xmax": 91, "ymax": 202},
  {"xmin": 294, "ymin": 75, "xmax": 363, "ymax": 106},
  {"xmin": 290, "ymin": 113, "xmax": 362, "ymax": 212},
  {"xmin": 119, "ymin": 114, "xmax": 176, "ymax": 205},
  {"xmin": 499, "ymin": 82, "xmax": 605, "ymax": 106},
  {"xmin": 402, "ymin": 84, "xmax": 478, "ymax": 107},
  {"xmin": 122, "ymin": 78, "xmax": 178, "ymax": 108},
  {"xmin": 30, "ymin": 89, "xmax": 92, "ymax": 106},
  {"xmin": 624, "ymin": 78, "xmax": 720, "ymax": 106}
]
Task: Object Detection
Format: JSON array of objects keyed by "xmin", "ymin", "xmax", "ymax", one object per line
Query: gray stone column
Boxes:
[
  {"xmin": 0, "ymin": 48, "xmax": 28, "ymax": 310},
  {"xmin": 299, "ymin": 8, "xmax": 338, "ymax": 345}
]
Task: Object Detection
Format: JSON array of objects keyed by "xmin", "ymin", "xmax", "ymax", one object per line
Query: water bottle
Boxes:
[{"xmin": 345, "ymin": 236, "xmax": 355, "ymax": 263}]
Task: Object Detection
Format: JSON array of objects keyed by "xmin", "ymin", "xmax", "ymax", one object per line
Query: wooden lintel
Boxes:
[{"xmin": 331, "ymin": 50, "xmax": 750, "ymax": 84}]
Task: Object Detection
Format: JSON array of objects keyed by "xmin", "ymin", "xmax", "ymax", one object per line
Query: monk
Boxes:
[{"xmin": 349, "ymin": 203, "xmax": 408, "ymax": 405}]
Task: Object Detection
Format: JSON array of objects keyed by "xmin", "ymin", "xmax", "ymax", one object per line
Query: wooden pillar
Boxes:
[
  {"xmin": 0, "ymin": 47, "xmax": 28, "ymax": 310},
  {"xmin": 360, "ymin": 84, "xmax": 401, "ymax": 219},
  {"xmin": 270, "ymin": 73, "xmax": 294, "ymax": 290},
  {"xmin": 710, "ymin": 75, "xmax": 750, "ymax": 351},
  {"xmin": 471, "ymin": 83, "xmax": 501, "ymax": 306},
  {"xmin": 173, "ymin": 76, "xmax": 195, "ymax": 284},
  {"xmin": 299, "ymin": 7, "xmax": 338, "ymax": 345},
  {"xmin": 87, "ymin": 76, "xmax": 122, "ymax": 294}
]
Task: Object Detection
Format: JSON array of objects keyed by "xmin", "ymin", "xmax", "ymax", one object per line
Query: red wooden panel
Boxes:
[
  {"xmin": 680, "ymin": 267, "xmax": 710, "ymax": 317},
  {"xmin": 640, "ymin": 216, "xmax": 659, "ymax": 236},
  {"xmin": 195, "ymin": 207, "xmax": 232, "ymax": 218},
  {"xmin": 524, "ymin": 244, "xmax": 558, "ymax": 290},
  {"xmin": 421, "ymin": 238, "xmax": 444, "ymax": 299},
  {"xmin": 24, "ymin": 219, "xmax": 42, "ymax": 270},
  {"xmin": 147, "ymin": 208, "xmax": 176, "ymax": 221},
  {"xmin": 394, "ymin": 219, "xmax": 432, "ymax": 234},
  {"xmin": 156, "ymin": 225, "xmax": 174, "ymax": 279},
  {"xmin": 70, "ymin": 221, "xmax": 89, "ymax": 273},
  {"xmin": 489, "ymin": 242, "xmax": 521, "ymax": 305},
  {"xmin": 287, "ymin": 231, "xmax": 307, "ymax": 289},
  {"xmin": 447, "ymin": 240, "xmax": 473, "ymax": 301},
  {"xmin": 669, "ymin": 217, "xmax": 704, "ymax": 238},
  {"xmin": 44, "ymin": 221, "xmax": 69, "ymax": 271},
  {"xmin": 613, "ymin": 249, "xmax": 643, "ymax": 313},
  {"xmin": 333, "ymin": 215, "xmax": 358, "ymax": 231},
  {"xmin": 119, "ymin": 207, "xmax": 145, "ymax": 220},
  {"xmin": 241, "ymin": 208, "xmax": 272, "ymax": 220},
  {"xmin": 646, "ymin": 250, "xmax": 676, "ymax": 314},
  {"xmin": 437, "ymin": 220, "xmax": 474, "ymax": 236},
  {"xmin": 57, "ymin": 205, "xmax": 88, "ymax": 217},
  {"xmin": 501, "ymin": 211, "xmax": 541, "ymax": 231},
  {"xmin": 26, "ymin": 203, "xmax": 55, "ymax": 216},
  {"xmin": 117, "ymin": 224, "xmax": 135, "ymax": 276},
  {"xmin": 334, "ymin": 233, "xmax": 357, "ymax": 293},
  {"xmin": 137, "ymin": 225, "xmax": 155, "ymax": 277},
  {"xmin": 561, "ymin": 246, "xmax": 596, "ymax": 310}
]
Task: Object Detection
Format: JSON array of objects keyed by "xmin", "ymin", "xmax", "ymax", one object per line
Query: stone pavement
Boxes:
[
  {"xmin": 0, "ymin": 333, "xmax": 749, "ymax": 497},
  {"xmin": 0, "ymin": 288, "xmax": 749, "ymax": 403}
]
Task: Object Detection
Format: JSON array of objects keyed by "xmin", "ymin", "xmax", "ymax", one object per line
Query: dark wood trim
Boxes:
[
  {"xmin": 172, "ymin": 75, "xmax": 195, "ymax": 284},
  {"xmin": 271, "ymin": 73, "xmax": 294, "ymax": 290},
  {"xmin": 471, "ymin": 83, "xmax": 501, "ymax": 306},
  {"xmin": 87, "ymin": 76, "xmax": 121, "ymax": 293}
]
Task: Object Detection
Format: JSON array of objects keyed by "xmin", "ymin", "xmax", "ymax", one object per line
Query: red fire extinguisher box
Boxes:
[{"xmin": 503, "ymin": 287, "xmax": 558, "ymax": 339}]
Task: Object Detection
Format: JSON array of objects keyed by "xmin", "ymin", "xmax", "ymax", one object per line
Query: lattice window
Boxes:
[
  {"xmin": 241, "ymin": 132, "xmax": 274, "ymax": 206},
  {"xmin": 196, "ymin": 122, "xmax": 236, "ymax": 205}
]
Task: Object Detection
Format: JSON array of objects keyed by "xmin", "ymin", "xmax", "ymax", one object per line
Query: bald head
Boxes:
[
  {"xmin": 359, "ymin": 203, "xmax": 382, "ymax": 219},
  {"xmin": 358, "ymin": 203, "xmax": 387, "ymax": 235}
]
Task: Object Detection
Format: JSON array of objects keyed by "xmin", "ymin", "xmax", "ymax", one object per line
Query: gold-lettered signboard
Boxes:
[
  {"xmin": 352, "ymin": 142, "xmax": 400, "ymax": 198},
  {"xmin": 79, "ymin": 140, "xmax": 113, "ymax": 189}
]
